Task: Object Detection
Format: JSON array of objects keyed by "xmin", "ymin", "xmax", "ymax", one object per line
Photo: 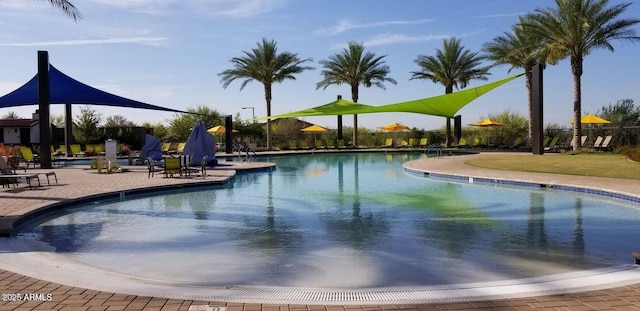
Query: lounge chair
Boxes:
[
  {"xmin": 161, "ymin": 143, "xmax": 172, "ymax": 154},
  {"xmin": 175, "ymin": 142, "xmax": 186, "ymax": 154},
  {"xmin": 94, "ymin": 144, "xmax": 106, "ymax": 156},
  {"xmin": 418, "ymin": 138, "xmax": 428, "ymax": 148},
  {"xmin": 288, "ymin": 140, "xmax": 298, "ymax": 150},
  {"xmin": 408, "ymin": 138, "xmax": 419, "ymax": 148},
  {"xmin": 508, "ymin": 137, "xmax": 523, "ymax": 150},
  {"xmin": 592, "ymin": 136, "xmax": 603, "ymax": 148},
  {"xmin": 381, "ymin": 138, "xmax": 393, "ymax": 148},
  {"xmin": 456, "ymin": 137, "xmax": 468, "ymax": 148},
  {"xmin": 19, "ymin": 147, "xmax": 39, "ymax": 169},
  {"xmin": 544, "ymin": 137, "xmax": 560, "ymax": 152},
  {"xmin": 70, "ymin": 144, "xmax": 85, "ymax": 157},
  {"xmin": 0, "ymin": 165, "xmax": 41, "ymax": 189},
  {"xmin": 315, "ymin": 139, "xmax": 326, "ymax": 149},
  {"xmin": 597, "ymin": 135, "xmax": 613, "ymax": 151},
  {"xmin": 299, "ymin": 140, "xmax": 310, "ymax": 150},
  {"xmin": 325, "ymin": 139, "xmax": 335, "ymax": 149}
]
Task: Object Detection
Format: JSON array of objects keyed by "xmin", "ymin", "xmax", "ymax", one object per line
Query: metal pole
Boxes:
[{"xmin": 38, "ymin": 51, "xmax": 52, "ymax": 169}]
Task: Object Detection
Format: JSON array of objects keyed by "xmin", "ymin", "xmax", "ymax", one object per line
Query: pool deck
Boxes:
[{"xmin": 2, "ymin": 151, "xmax": 640, "ymax": 310}]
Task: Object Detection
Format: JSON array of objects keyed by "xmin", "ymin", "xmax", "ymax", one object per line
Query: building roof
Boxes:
[{"xmin": 0, "ymin": 118, "xmax": 39, "ymax": 128}]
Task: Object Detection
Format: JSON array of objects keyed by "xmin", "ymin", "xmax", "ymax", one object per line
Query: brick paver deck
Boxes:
[{"xmin": 2, "ymin": 152, "xmax": 640, "ymax": 311}]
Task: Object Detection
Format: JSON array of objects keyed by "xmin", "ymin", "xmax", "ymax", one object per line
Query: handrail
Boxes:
[
  {"xmin": 234, "ymin": 143, "xmax": 257, "ymax": 162},
  {"xmin": 425, "ymin": 143, "xmax": 442, "ymax": 158}
]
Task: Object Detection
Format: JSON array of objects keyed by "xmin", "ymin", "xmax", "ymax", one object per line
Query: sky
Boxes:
[{"xmin": 0, "ymin": 0, "xmax": 638, "ymax": 131}]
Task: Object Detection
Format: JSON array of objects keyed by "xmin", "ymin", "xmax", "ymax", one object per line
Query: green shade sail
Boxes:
[{"xmin": 264, "ymin": 73, "xmax": 524, "ymax": 120}]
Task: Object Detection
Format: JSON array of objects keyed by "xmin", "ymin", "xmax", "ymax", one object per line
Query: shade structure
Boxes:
[
  {"xmin": 378, "ymin": 122, "xmax": 410, "ymax": 131},
  {"xmin": 0, "ymin": 64, "xmax": 191, "ymax": 114},
  {"xmin": 263, "ymin": 74, "xmax": 524, "ymax": 120},
  {"xmin": 207, "ymin": 125, "xmax": 238, "ymax": 134},
  {"xmin": 470, "ymin": 119, "xmax": 505, "ymax": 127},
  {"xmin": 569, "ymin": 114, "xmax": 611, "ymax": 124},
  {"xmin": 300, "ymin": 124, "xmax": 329, "ymax": 133}
]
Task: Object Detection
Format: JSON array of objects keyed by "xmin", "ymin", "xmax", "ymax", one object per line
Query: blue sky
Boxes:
[{"xmin": 0, "ymin": 0, "xmax": 638, "ymax": 130}]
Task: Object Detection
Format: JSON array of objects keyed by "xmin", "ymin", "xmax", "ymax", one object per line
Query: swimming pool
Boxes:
[{"xmin": 13, "ymin": 152, "xmax": 640, "ymax": 289}]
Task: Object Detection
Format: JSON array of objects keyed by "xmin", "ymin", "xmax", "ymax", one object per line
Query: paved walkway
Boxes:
[{"xmin": 2, "ymin": 152, "xmax": 640, "ymax": 310}]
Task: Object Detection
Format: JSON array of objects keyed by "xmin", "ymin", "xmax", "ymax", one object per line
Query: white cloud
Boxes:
[
  {"xmin": 316, "ymin": 18, "xmax": 434, "ymax": 36},
  {"xmin": 363, "ymin": 33, "xmax": 449, "ymax": 47},
  {"xmin": 87, "ymin": 0, "xmax": 287, "ymax": 17},
  {"xmin": 0, "ymin": 37, "xmax": 167, "ymax": 47},
  {"xmin": 473, "ymin": 12, "xmax": 524, "ymax": 19}
]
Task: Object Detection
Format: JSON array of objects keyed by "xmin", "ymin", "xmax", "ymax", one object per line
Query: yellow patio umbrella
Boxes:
[
  {"xmin": 378, "ymin": 122, "xmax": 411, "ymax": 131},
  {"xmin": 470, "ymin": 119, "xmax": 505, "ymax": 146},
  {"xmin": 470, "ymin": 119, "xmax": 505, "ymax": 127},
  {"xmin": 379, "ymin": 122, "xmax": 410, "ymax": 145},
  {"xmin": 570, "ymin": 114, "xmax": 611, "ymax": 145},
  {"xmin": 207, "ymin": 125, "xmax": 238, "ymax": 134},
  {"xmin": 569, "ymin": 114, "xmax": 611, "ymax": 125},
  {"xmin": 301, "ymin": 124, "xmax": 329, "ymax": 145},
  {"xmin": 300, "ymin": 124, "xmax": 329, "ymax": 133}
]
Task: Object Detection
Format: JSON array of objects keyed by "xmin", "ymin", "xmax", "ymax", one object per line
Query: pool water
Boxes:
[{"xmin": 16, "ymin": 152, "xmax": 640, "ymax": 288}]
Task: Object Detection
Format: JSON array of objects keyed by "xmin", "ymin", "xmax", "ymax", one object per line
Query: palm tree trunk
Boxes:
[
  {"xmin": 265, "ymin": 84, "xmax": 272, "ymax": 150},
  {"xmin": 526, "ymin": 70, "xmax": 533, "ymax": 139},
  {"xmin": 571, "ymin": 56, "xmax": 583, "ymax": 150}
]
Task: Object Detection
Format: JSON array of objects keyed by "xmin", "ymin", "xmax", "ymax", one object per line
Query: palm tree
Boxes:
[
  {"xmin": 316, "ymin": 42, "xmax": 397, "ymax": 146},
  {"xmin": 526, "ymin": 0, "xmax": 640, "ymax": 150},
  {"xmin": 44, "ymin": 0, "xmax": 82, "ymax": 20},
  {"xmin": 411, "ymin": 37, "xmax": 491, "ymax": 147},
  {"xmin": 483, "ymin": 15, "xmax": 547, "ymax": 139},
  {"xmin": 219, "ymin": 38, "xmax": 314, "ymax": 150}
]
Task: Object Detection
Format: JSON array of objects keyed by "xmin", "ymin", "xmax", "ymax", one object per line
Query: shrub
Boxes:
[{"xmin": 618, "ymin": 145, "xmax": 640, "ymax": 162}]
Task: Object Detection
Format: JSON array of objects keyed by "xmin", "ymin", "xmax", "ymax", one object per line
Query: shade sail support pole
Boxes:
[
  {"xmin": 336, "ymin": 95, "xmax": 343, "ymax": 140},
  {"xmin": 532, "ymin": 63, "xmax": 544, "ymax": 155},
  {"xmin": 38, "ymin": 51, "xmax": 52, "ymax": 169}
]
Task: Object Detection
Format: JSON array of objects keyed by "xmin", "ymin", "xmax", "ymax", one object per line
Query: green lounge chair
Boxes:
[
  {"xmin": 19, "ymin": 147, "xmax": 39, "ymax": 169},
  {"xmin": 381, "ymin": 138, "xmax": 393, "ymax": 148},
  {"xmin": 70, "ymin": 144, "xmax": 85, "ymax": 157}
]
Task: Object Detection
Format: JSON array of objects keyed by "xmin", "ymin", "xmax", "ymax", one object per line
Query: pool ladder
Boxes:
[
  {"xmin": 425, "ymin": 143, "xmax": 442, "ymax": 158},
  {"xmin": 235, "ymin": 143, "xmax": 257, "ymax": 162}
]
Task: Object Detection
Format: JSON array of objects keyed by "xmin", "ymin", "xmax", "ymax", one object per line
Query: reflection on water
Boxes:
[{"xmin": 15, "ymin": 152, "xmax": 640, "ymax": 288}]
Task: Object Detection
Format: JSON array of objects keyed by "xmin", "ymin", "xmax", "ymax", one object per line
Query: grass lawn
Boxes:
[{"xmin": 465, "ymin": 153, "xmax": 640, "ymax": 180}]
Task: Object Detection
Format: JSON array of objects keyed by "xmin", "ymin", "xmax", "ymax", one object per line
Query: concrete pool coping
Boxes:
[{"xmin": 2, "ymin": 151, "xmax": 640, "ymax": 310}]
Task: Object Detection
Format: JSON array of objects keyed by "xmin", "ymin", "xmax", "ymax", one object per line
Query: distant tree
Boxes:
[
  {"xmin": 219, "ymin": 38, "xmax": 314, "ymax": 150},
  {"xmin": 526, "ymin": 0, "xmax": 640, "ymax": 150},
  {"xmin": 166, "ymin": 106, "xmax": 223, "ymax": 141},
  {"xmin": 105, "ymin": 115, "xmax": 136, "ymax": 127},
  {"xmin": 411, "ymin": 37, "xmax": 491, "ymax": 147},
  {"xmin": 483, "ymin": 15, "xmax": 547, "ymax": 138},
  {"xmin": 141, "ymin": 122, "xmax": 169, "ymax": 140},
  {"xmin": 1, "ymin": 111, "xmax": 19, "ymax": 119},
  {"xmin": 599, "ymin": 98, "xmax": 640, "ymax": 146},
  {"xmin": 73, "ymin": 105, "xmax": 102, "ymax": 144},
  {"xmin": 50, "ymin": 114, "xmax": 64, "ymax": 127},
  {"xmin": 484, "ymin": 109, "xmax": 529, "ymax": 142},
  {"xmin": 317, "ymin": 42, "xmax": 397, "ymax": 146}
]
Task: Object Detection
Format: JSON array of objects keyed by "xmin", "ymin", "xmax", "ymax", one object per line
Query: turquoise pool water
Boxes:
[{"xmin": 15, "ymin": 152, "xmax": 640, "ymax": 288}]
